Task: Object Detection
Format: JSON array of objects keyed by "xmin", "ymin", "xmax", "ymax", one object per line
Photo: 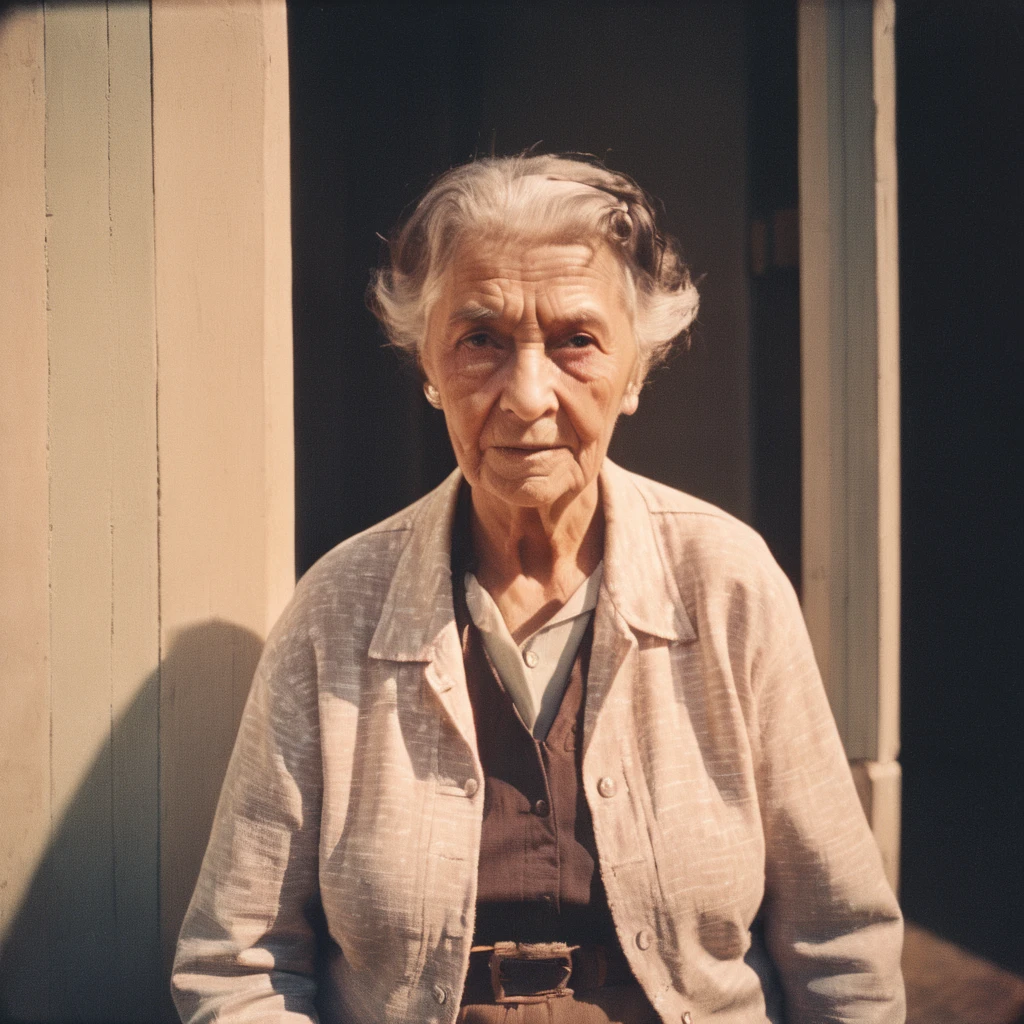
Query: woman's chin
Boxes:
[{"xmin": 477, "ymin": 465, "xmax": 582, "ymax": 512}]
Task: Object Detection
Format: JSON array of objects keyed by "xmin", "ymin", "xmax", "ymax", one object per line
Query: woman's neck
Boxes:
[{"xmin": 469, "ymin": 480, "xmax": 604, "ymax": 642}]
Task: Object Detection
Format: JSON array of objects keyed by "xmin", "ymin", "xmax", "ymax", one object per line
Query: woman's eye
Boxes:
[{"xmin": 562, "ymin": 334, "xmax": 594, "ymax": 349}]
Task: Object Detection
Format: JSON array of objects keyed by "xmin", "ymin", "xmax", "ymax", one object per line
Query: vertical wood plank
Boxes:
[
  {"xmin": 873, "ymin": 0, "xmax": 901, "ymax": 768},
  {"xmin": 153, "ymin": 1, "xmax": 267, "ymax": 975},
  {"xmin": 0, "ymin": 7, "xmax": 50, "ymax": 1016},
  {"xmin": 838, "ymin": 0, "xmax": 881, "ymax": 759},
  {"xmin": 797, "ymin": 0, "xmax": 837, "ymax": 715},
  {"xmin": 799, "ymin": 0, "xmax": 900, "ymax": 764},
  {"xmin": 108, "ymin": 1, "xmax": 161, "ymax": 1016},
  {"xmin": 43, "ymin": 3, "xmax": 118, "ymax": 1012},
  {"xmin": 262, "ymin": 0, "xmax": 297, "ymax": 635},
  {"xmin": 798, "ymin": 0, "xmax": 901, "ymax": 885},
  {"xmin": 153, "ymin": 0, "xmax": 295, "ymax": 980}
]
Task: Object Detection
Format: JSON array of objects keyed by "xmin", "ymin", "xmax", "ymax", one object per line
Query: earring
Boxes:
[
  {"xmin": 423, "ymin": 382, "xmax": 443, "ymax": 409},
  {"xmin": 621, "ymin": 385, "xmax": 640, "ymax": 416}
]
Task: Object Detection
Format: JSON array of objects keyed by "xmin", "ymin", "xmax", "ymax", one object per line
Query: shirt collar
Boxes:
[{"xmin": 463, "ymin": 562, "xmax": 603, "ymax": 643}]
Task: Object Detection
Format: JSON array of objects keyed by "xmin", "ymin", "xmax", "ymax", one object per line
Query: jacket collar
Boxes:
[
  {"xmin": 599, "ymin": 460, "xmax": 695, "ymax": 642},
  {"xmin": 368, "ymin": 459, "xmax": 695, "ymax": 663}
]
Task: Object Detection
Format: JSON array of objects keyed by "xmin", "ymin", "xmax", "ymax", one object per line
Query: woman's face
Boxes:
[{"xmin": 421, "ymin": 236, "xmax": 639, "ymax": 514}]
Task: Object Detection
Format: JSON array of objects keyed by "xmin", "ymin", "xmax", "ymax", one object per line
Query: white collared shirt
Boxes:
[{"xmin": 463, "ymin": 564, "xmax": 603, "ymax": 739}]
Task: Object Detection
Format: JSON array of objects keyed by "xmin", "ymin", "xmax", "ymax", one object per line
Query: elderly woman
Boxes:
[{"xmin": 172, "ymin": 155, "xmax": 904, "ymax": 1024}]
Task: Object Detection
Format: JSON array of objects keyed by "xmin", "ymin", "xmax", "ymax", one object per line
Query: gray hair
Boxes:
[{"xmin": 369, "ymin": 154, "xmax": 699, "ymax": 381}]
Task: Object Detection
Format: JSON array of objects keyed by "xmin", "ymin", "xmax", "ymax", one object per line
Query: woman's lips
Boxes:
[
  {"xmin": 487, "ymin": 445, "xmax": 569, "ymax": 468},
  {"xmin": 491, "ymin": 445, "xmax": 566, "ymax": 456}
]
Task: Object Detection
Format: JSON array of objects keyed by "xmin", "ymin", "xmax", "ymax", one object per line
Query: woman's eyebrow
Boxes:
[
  {"xmin": 546, "ymin": 308, "xmax": 609, "ymax": 331},
  {"xmin": 446, "ymin": 303, "xmax": 610, "ymax": 332},
  {"xmin": 448, "ymin": 302, "xmax": 501, "ymax": 326}
]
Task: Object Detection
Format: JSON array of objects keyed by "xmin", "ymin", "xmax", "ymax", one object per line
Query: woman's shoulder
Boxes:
[
  {"xmin": 281, "ymin": 472, "xmax": 461, "ymax": 638},
  {"xmin": 298, "ymin": 504, "xmax": 418, "ymax": 593},
  {"xmin": 299, "ymin": 474, "xmax": 457, "ymax": 594},
  {"xmin": 610, "ymin": 463, "xmax": 777, "ymax": 563},
  {"xmin": 608, "ymin": 462, "xmax": 796, "ymax": 609}
]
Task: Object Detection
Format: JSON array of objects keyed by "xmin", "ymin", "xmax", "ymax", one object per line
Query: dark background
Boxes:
[
  {"xmin": 896, "ymin": 0, "xmax": 1022, "ymax": 974},
  {"xmin": 289, "ymin": 1, "xmax": 757, "ymax": 576},
  {"xmin": 288, "ymin": 0, "xmax": 1022, "ymax": 973}
]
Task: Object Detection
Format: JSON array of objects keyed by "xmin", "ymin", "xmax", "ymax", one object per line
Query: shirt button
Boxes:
[
  {"xmin": 635, "ymin": 928, "xmax": 653, "ymax": 950},
  {"xmin": 532, "ymin": 798, "xmax": 550, "ymax": 817},
  {"xmin": 523, "ymin": 648, "xmax": 539, "ymax": 668},
  {"xmin": 463, "ymin": 778, "xmax": 479, "ymax": 798},
  {"xmin": 432, "ymin": 984, "xmax": 447, "ymax": 1004},
  {"xmin": 597, "ymin": 776, "xmax": 617, "ymax": 798}
]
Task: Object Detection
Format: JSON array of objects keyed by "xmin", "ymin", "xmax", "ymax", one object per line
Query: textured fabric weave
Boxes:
[{"xmin": 172, "ymin": 461, "xmax": 905, "ymax": 1024}]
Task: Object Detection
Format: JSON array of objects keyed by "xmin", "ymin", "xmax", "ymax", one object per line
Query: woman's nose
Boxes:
[{"xmin": 499, "ymin": 347, "xmax": 557, "ymax": 422}]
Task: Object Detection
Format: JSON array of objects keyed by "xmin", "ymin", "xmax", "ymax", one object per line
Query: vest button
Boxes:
[
  {"xmin": 532, "ymin": 798, "xmax": 550, "ymax": 817},
  {"xmin": 432, "ymin": 984, "xmax": 447, "ymax": 1004},
  {"xmin": 597, "ymin": 776, "xmax": 617, "ymax": 798},
  {"xmin": 463, "ymin": 778, "xmax": 479, "ymax": 798},
  {"xmin": 635, "ymin": 928, "xmax": 653, "ymax": 950}
]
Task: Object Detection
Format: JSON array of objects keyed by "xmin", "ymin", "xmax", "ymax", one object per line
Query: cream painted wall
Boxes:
[
  {"xmin": 0, "ymin": 2, "xmax": 294, "ymax": 1018},
  {"xmin": 0, "ymin": 4, "xmax": 50, "ymax": 999},
  {"xmin": 152, "ymin": 0, "xmax": 295, "ymax": 981}
]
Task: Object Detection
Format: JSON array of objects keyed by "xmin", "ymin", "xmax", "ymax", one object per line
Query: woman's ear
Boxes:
[
  {"xmin": 620, "ymin": 385, "xmax": 639, "ymax": 416},
  {"xmin": 423, "ymin": 381, "xmax": 443, "ymax": 409}
]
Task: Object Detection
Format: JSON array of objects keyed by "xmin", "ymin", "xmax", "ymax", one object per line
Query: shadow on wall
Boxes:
[{"xmin": 0, "ymin": 621, "xmax": 264, "ymax": 1024}]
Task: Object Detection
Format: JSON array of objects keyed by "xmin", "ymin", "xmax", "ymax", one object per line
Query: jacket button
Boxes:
[
  {"xmin": 432, "ymin": 984, "xmax": 447, "ymax": 1004},
  {"xmin": 463, "ymin": 778, "xmax": 479, "ymax": 798},
  {"xmin": 532, "ymin": 798, "xmax": 550, "ymax": 817},
  {"xmin": 597, "ymin": 776, "xmax": 617, "ymax": 798},
  {"xmin": 635, "ymin": 928, "xmax": 653, "ymax": 950}
]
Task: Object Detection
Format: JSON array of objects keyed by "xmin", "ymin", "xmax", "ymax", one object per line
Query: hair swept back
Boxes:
[{"xmin": 368, "ymin": 153, "xmax": 699, "ymax": 381}]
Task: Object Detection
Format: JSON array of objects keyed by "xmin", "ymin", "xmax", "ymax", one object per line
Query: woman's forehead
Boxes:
[{"xmin": 441, "ymin": 237, "xmax": 628, "ymax": 305}]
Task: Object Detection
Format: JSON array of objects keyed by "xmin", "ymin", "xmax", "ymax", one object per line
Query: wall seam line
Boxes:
[{"xmin": 148, "ymin": 0, "xmax": 162, "ymax": 975}]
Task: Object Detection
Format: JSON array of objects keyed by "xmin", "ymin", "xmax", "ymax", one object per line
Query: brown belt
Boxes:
[{"xmin": 463, "ymin": 941, "xmax": 637, "ymax": 1005}]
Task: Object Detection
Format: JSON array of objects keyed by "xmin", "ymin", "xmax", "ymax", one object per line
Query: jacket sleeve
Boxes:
[
  {"xmin": 752, "ymin": 559, "xmax": 905, "ymax": 1024},
  {"xmin": 171, "ymin": 597, "xmax": 324, "ymax": 1024}
]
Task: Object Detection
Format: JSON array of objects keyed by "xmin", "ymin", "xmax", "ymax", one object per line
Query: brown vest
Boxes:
[{"xmin": 452, "ymin": 571, "xmax": 619, "ymax": 949}]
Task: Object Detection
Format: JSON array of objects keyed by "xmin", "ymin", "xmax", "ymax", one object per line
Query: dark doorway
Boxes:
[
  {"xmin": 746, "ymin": 0, "xmax": 801, "ymax": 593},
  {"xmin": 897, "ymin": 1, "xmax": 1023, "ymax": 973},
  {"xmin": 288, "ymin": 2, "xmax": 788, "ymax": 578}
]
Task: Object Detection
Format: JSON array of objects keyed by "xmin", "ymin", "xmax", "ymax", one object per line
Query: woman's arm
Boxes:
[
  {"xmin": 753, "ymin": 564, "xmax": 905, "ymax": 1023},
  {"xmin": 172, "ymin": 604, "xmax": 324, "ymax": 1024}
]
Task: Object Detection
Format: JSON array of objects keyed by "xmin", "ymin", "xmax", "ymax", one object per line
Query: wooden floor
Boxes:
[{"xmin": 904, "ymin": 922, "xmax": 1024, "ymax": 1024}]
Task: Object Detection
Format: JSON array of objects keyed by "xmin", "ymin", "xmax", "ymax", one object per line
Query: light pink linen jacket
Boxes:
[{"xmin": 172, "ymin": 462, "xmax": 905, "ymax": 1024}]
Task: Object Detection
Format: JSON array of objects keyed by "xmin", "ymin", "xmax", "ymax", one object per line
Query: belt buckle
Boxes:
[{"xmin": 489, "ymin": 941, "xmax": 578, "ymax": 1004}]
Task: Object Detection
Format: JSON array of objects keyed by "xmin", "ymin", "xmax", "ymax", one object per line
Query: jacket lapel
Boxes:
[
  {"xmin": 582, "ymin": 462, "xmax": 698, "ymax": 755},
  {"xmin": 598, "ymin": 460, "xmax": 696, "ymax": 643},
  {"xmin": 366, "ymin": 469, "xmax": 479, "ymax": 761}
]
